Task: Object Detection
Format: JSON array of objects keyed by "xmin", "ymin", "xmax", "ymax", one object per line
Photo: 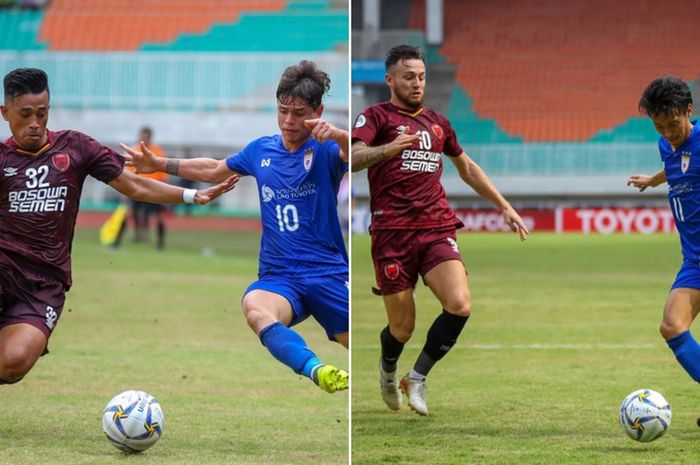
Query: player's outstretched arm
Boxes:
[
  {"xmin": 109, "ymin": 168, "xmax": 238, "ymax": 205},
  {"xmin": 627, "ymin": 170, "xmax": 667, "ymax": 192},
  {"xmin": 305, "ymin": 118, "xmax": 349, "ymax": 162},
  {"xmin": 351, "ymin": 131, "xmax": 421, "ymax": 172},
  {"xmin": 120, "ymin": 142, "xmax": 237, "ymax": 184},
  {"xmin": 450, "ymin": 152, "xmax": 529, "ymax": 241}
]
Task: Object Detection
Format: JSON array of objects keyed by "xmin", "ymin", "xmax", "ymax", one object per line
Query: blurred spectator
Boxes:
[
  {"xmin": 114, "ymin": 127, "xmax": 169, "ymax": 249},
  {"xmin": 176, "ymin": 146, "xmax": 197, "ymax": 216}
]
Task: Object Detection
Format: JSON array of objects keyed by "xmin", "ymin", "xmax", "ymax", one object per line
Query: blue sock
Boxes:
[
  {"xmin": 667, "ymin": 330, "xmax": 700, "ymax": 382},
  {"xmin": 259, "ymin": 322, "xmax": 320, "ymax": 378}
]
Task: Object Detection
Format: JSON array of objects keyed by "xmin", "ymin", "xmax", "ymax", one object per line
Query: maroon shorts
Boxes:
[
  {"xmin": 0, "ymin": 252, "xmax": 66, "ymax": 341},
  {"xmin": 370, "ymin": 228, "xmax": 465, "ymax": 295}
]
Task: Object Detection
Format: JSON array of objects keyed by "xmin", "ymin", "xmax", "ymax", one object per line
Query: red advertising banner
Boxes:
[
  {"xmin": 454, "ymin": 209, "xmax": 556, "ymax": 232},
  {"xmin": 354, "ymin": 207, "xmax": 676, "ymax": 234},
  {"xmin": 558, "ymin": 208, "xmax": 676, "ymax": 234},
  {"xmin": 453, "ymin": 207, "xmax": 675, "ymax": 233}
]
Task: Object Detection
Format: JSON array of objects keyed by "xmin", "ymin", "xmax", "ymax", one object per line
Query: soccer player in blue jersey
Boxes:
[
  {"xmin": 123, "ymin": 60, "xmax": 349, "ymax": 393},
  {"xmin": 629, "ymin": 76, "xmax": 700, "ymax": 407}
]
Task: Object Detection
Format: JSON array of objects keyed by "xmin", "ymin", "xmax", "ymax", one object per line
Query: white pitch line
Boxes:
[{"xmin": 352, "ymin": 343, "xmax": 658, "ymax": 350}]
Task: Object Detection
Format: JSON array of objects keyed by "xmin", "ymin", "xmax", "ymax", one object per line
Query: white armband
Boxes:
[{"xmin": 182, "ymin": 189, "xmax": 197, "ymax": 204}]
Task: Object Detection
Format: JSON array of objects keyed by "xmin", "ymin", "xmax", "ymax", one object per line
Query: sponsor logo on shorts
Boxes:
[
  {"xmin": 45, "ymin": 305, "xmax": 57, "ymax": 330},
  {"xmin": 384, "ymin": 263, "xmax": 400, "ymax": 280}
]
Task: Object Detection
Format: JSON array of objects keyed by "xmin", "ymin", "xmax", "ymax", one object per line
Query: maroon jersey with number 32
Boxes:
[
  {"xmin": 352, "ymin": 102, "xmax": 464, "ymax": 230},
  {"xmin": 0, "ymin": 130, "xmax": 124, "ymax": 288}
]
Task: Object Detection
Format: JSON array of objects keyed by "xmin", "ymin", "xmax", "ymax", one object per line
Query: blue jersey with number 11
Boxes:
[
  {"xmin": 226, "ymin": 135, "xmax": 348, "ymax": 277},
  {"xmin": 662, "ymin": 122, "xmax": 700, "ymax": 262}
]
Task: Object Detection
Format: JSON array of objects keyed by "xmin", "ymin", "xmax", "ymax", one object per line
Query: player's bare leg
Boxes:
[
  {"xmin": 334, "ymin": 331, "xmax": 348, "ymax": 349},
  {"xmin": 242, "ymin": 290, "xmax": 347, "ymax": 393},
  {"xmin": 0, "ymin": 323, "xmax": 46, "ymax": 384},
  {"xmin": 398, "ymin": 260, "xmax": 471, "ymax": 416},
  {"xmin": 660, "ymin": 288, "xmax": 700, "ymax": 341},
  {"xmin": 658, "ymin": 287, "xmax": 700, "ymax": 426},
  {"xmin": 424, "ymin": 260, "xmax": 471, "ymax": 318},
  {"xmin": 379, "ymin": 289, "xmax": 416, "ymax": 410}
]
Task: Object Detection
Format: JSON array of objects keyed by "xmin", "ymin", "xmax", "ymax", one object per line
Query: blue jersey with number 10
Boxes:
[
  {"xmin": 662, "ymin": 122, "xmax": 700, "ymax": 262},
  {"xmin": 226, "ymin": 135, "xmax": 348, "ymax": 278}
]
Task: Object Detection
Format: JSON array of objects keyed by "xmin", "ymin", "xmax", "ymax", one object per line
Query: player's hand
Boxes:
[
  {"xmin": 194, "ymin": 175, "xmax": 239, "ymax": 204},
  {"xmin": 305, "ymin": 118, "xmax": 340, "ymax": 143},
  {"xmin": 119, "ymin": 141, "xmax": 162, "ymax": 174},
  {"xmin": 383, "ymin": 130, "xmax": 421, "ymax": 159},
  {"xmin": 627, "ymin": 174, "xmax": 654, "ymax": 192},
  {"xmin": 502, "ymin": 206, "xmax": 529, "ymax": 241}
]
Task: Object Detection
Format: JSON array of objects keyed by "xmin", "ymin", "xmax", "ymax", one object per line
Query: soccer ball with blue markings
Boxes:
[
  {"xmin": 619, "ymin": 389, "xmax": 671, "ymax": 442},
  {"xmin": 102, "ymin": 390, "xmax": 165, "ymax": 453}
]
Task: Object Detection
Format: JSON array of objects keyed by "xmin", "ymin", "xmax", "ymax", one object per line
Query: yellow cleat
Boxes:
[{"xmin": 314, "ymin": 365, "xmax": 349, "ymax": 393}]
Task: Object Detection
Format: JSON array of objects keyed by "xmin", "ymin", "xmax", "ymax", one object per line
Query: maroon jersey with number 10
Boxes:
[
  {"xmin": 352, "ymin": 102, "xmax": 464, "ymax": 231},
  {"xmin": 0, "ymin": 130, "xmax": 124, "ymax": 288}
]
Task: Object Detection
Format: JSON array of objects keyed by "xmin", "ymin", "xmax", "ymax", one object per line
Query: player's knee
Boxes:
[
  {"xmin": 445, "ymin": 297, "xmax": 471, "ymax": 318},
  {"xmin": 390, "ymin": 322, "xmax": 414, "ymax": 343},
  {"xmin": 241, "ymin": 302, "xmax": 275, "ymax": 334},
  {"xmin": 0, "ymin": 349, "xmax": 35, "ymax": 383},
  {"xmin": 659, "ymin": 318, "xmax": 688, "ymax": 341}
]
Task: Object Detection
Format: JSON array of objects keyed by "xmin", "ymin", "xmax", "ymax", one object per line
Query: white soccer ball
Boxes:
[
  {"xmin": 619, "ymin": 389, "xmax": 671, "ymax": 442},
  {"xmin": 102, "ymin": 390, "xmax": 165, "ymax": 453}
]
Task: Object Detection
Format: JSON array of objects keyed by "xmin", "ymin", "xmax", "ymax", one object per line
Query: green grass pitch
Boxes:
[
  {"xmin": 351, "ymin": 232, "xmax": 700, "ymax": 465},
  {"xmin": 0, "ymin": 228, "xmax": 348, "ymax": 465}
]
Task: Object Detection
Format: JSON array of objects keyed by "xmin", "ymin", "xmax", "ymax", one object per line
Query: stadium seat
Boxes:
[{"xmin": 410, "ymin": 0, "xmax": 700, "ymax": 144}]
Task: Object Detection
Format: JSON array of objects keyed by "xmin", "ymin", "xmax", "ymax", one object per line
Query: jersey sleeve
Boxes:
[
  {"xmin": 325, "ymin": 140, "xmax": 348, "ymax": 180},
  {"xmin": 225, "ymin": 140, "xmax": 257, "ymax": 176},
  {"xmin": 441, "ymin": 116, "xmax": 464, "ymax": 157},
  {"xmin": 352, "ymin": 107, "xmax": 382, "ymax": 146},
  {"xmin": 80, "ymin": 132, "xmax": 125, "ymax": 183}
]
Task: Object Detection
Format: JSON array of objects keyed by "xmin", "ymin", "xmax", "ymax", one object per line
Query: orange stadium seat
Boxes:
[
  {"xmin": 38, "ymin": 0, "xmax": 287, "ymax": 51},
  {"xmin": 410, "ymin": 0, "xmax": 700, "ymax": 142}
]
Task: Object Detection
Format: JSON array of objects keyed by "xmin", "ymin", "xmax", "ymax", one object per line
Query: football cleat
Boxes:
[
  {"xmin": 314, "ymin": 365, "xmax": 349, "ymax": 393},
  {"xmin": 379, "ymin": 363, "xmax": 402, "ymax": 410},
  {"xmin": 400, "ymin": 374, "xmax": 428, "ymax": 416}
]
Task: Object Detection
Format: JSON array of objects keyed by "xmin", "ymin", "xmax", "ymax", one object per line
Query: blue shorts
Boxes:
[
  {"xmin": 672, "ymin": 260, "xmax": 700, "ymax": 290},
  {"xmin": 244, "ymin": 273, "xmax": 349, "ymax": 340}
]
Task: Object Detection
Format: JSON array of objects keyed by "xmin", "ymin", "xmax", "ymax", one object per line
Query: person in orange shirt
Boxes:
[
  {"xmin": 131, "ymin": 127, "xmax": 168, "ymax": 248},
  {"xmin": 113, "ymin": 126, "xmax": 169, "ymax": 249}
]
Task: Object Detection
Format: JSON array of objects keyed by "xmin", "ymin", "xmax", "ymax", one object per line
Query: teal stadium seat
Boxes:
[
  {"xmin": 0, "ymin": 10, "xmax": 46, "ymax": 50},
  {"xmin": 0, "ymin": 2, "xmax": 348, "ymax": 112}
]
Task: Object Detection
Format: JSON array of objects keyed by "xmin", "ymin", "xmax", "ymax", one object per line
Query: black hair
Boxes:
[
  {"xmin": 276, "ymin": 60, "xmax": 330, "ymax": 110},
  {"xmin": 639, "ymin": 76, "xmax": 693, "ymax": 117},
  {"xmin": 385, "ymin": 44, "xmax": 425, "ymax": 71},
  {"xmin": 4, "ymin": 67, "xmax": 49, "ymax": 100}
]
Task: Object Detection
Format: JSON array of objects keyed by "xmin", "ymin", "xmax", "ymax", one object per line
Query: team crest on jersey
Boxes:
[
  {"xmin": 431, "ymin": 124, "xmax": 444, "ymax": 139},
  {"xmin": 396, "ymin": 125, "xmax": 410, "ymax": 134},
  {"xmin": 384, "ymin": 263, "xmax": 400, "ymax": 280},
  {"xmin": 303, "ymin": 148, "xmax": 314, "ymax": 172},
  {"xmin": 682, "ymin": 151, "xmax": 691, "ymax": 174},
  {"xmin": 52, "ymin": 153, "xmax": 70, "ymax": 172}
]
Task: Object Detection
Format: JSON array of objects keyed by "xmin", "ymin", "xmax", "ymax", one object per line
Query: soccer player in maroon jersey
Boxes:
[
  {"xmin": 0, "ymin": 68, "xmax": 236, "ymax": 385},
  {"xmin": 352, "ymin": 45, "xmax": 529, "ymax": 415}
]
